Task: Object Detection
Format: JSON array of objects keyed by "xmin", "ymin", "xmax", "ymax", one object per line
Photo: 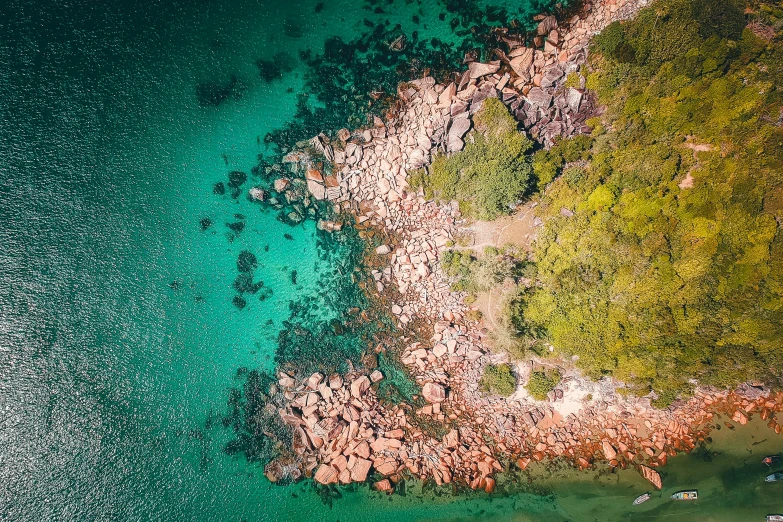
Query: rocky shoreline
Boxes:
[{"xmin": 261, "ymin": 0, "xmax": 783, "ymax": 494}]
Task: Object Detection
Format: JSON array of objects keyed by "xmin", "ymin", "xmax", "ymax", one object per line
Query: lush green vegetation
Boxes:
[
  {"xmin": 408, "ymin": 98, "xmax": 534, "ymax": 220},
  {"xmin": 511, "ymin": 0, "xmax": 783, "ymax": 405},
  {"xmin": 525, "ymin": 369, "xmax": 562, "ymax": 400},
  {"xmin": 479, "ymin": 363, "xmax": 518, "ymax": 397}
]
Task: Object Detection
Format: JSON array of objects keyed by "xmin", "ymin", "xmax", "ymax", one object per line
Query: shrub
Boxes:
[
  {"xmin": 525, "ymin": 370, "xmax": 561, "ymax": 401},
  {"xmin": 410, "ymin": 98, "xmax": 533, "ymax": 220},
  {"xmin": 692, "ymin": 0, "xmax": 746, "ymax": 40},
  {"xmin": 479, "ymin": 364, "xmax": 517, "ymax": 397}
]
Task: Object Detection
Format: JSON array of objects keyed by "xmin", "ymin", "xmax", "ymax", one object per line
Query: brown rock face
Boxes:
[
  {"xmin": 314, "ymin": 464, "xmax": 338, "ymax": 485},
  {"xmin": 307, "ymin": 372, "xmax": 324, "ymax": 390},
  {"xmin": 273, "ymin": 178, "xmax": 290, "ymax": 192},
  {"xmin": 328, "ymin": 374, "xmax": 343, "ymax": 389},
  {"xmin": 602, "ymin": 440, "xmax": 617, "ymax": 460},
  {"xmin": 468, "ymin": 61, "xmax": 500, "ymax": 79},
  {"xmin": 443, "ymin": 429, "xmax": 459, "ymax": 449},
  {"xmin": 374, "ymin": 479, "xmax": 393, "ymax": 494},
  {"xmin": 640, "ymin": 465, "xmax": 663, "ymax": 490},
  {"xmin": 422, "ymin": 382, "xmax": 446, "ymax": 403},
  {"xmin": 351, "ymin": 376, "xmax": 371, "ymax": 398},
  {"xmin": 350, "ymin": 457, "xmax": 372, "ymax": 482}
]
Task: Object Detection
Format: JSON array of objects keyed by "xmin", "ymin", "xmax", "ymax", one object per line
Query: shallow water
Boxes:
[{"xmin": 1, "ymin": 0, "xmax": 781, "ymax": 520}]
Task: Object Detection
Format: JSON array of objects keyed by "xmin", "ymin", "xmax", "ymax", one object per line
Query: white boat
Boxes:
[
  {"xmin": 633, "ymin": 492, "xmax": 651, "ymax": 505},
  {"xmin": 766, "ymin": 515, "xmax": 783, "ymax": 522}
]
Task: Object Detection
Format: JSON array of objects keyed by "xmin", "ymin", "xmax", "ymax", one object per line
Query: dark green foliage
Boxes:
[
  {"xmin": 515, "ymin": 1, "xmax": 783, "ymax": 405},
  {"xmin": 532, "ymin": 134, "xmax": 593, "ymax": 190},
  {"xmin": 525, "ymin": 370, "xmax": 561, "ymax": 401},
  {"xmin": 479, "ymin": 363, "xmax": 517, "ymax": 397},
  {"xmin": 409, "ymin": 98, "xmax": 534, "ymax": 220},
  {"xmin": 692, "ymin": 0, "xmax": 746, "ymax": 40}
]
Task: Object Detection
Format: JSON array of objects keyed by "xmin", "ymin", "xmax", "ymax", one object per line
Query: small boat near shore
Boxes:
[
  {"xmin": 765, "ymin": 472, "xmax": 783, "ymax": 482},
  {"xmin": 766, "ymin": 515, "xmax": 783, "ymax": 522},
  {"xmin": 633, "ymin": 493, "xmax": 651, "ymax": 505},
  {"xmin": 763, "ymin": 454, "xmax": 781, "ymax": 466},
  {"xmin": 671, "ymin": 490, "xmax": 698, "ymax": 500}
]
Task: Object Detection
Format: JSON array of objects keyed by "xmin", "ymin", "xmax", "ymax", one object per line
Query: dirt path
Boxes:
[
  {"xmin": 456, "ymin": 202, "xmax": 539, "ymax": 253},
  {"xmin": 679, "ymin": 138, "xmax": 715, "ymax": 189},
  {"xmin": 462, "ymin": 203, "xmax": 539, "ymax": 329}
]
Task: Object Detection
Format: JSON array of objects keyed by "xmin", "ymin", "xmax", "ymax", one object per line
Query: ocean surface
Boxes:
[{"xmin": 1, "ymin": 0, "xmax": 781, "ymax": 520}]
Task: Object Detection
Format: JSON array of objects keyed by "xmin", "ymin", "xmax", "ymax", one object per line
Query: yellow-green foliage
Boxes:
[
  {"xmin": 515, "ymin": 0, "xmax": 783, "ymax": 405},
  {"xmin": 408, "ymin": 98, "xmax": 533, "ymax": 220},
  {"xmin": 525, "ymin": 369, "xmax": 561, "ymax": 400},
  {"xmin": 480, "ymin": 364, "xmax": 517, "ymax": 397}
]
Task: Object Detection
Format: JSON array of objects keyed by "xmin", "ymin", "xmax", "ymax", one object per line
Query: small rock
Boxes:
[
  {"xmin": 374, "ymin": 479, "xmax": 393, "ymax": 494},
  {"xmin": 249, "ymin": 187, "xmax": 267, "ymax": 201},
  {"xmin": 468, "ymin": 61, "xmax": 500, "ymax": 79}
]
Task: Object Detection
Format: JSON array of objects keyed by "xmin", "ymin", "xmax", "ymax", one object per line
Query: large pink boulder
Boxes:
[{"xmin": 422, "ymin": 382, "xmax": 446, "ymax": 403}]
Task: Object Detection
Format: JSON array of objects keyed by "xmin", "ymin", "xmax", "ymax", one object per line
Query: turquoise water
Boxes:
[{"xmin": 2, "ymin": 0, "xmax": 782, "ymax": 520}]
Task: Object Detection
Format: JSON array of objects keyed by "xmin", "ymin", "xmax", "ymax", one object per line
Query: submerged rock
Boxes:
[{"xmin": 249, "ymin": 187, "xmax": 268, "ymax": 201}]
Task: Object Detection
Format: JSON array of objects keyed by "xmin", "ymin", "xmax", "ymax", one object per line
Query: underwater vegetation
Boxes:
[{"xmin": 196, "ymin": 74, "xmax": 246, "ymax": 107}]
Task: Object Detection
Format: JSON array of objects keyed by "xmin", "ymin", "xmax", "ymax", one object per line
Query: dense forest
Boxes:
[{"xmin": 511, "ymin": 0, "xmax": 783, "ymax": 405}]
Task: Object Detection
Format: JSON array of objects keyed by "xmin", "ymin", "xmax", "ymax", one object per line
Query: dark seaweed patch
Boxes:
[
  {"xmin": 213, "ymin": 182, "xmax": 226, "ymax": 195},
  {"xmin": 256, "ymin": 52, "xmax": 296, "ymax": 82},
  {"xmin": 200, "ymin": 218, "xmax": 212, "ymax": 231},
  {"xmin": 169, "ymin": 281, "xmax": 181, "ymax": 291},
  {"xmin": 234, "ymin": 273, "xmax": 264, "ymax": 294},
  {"xmin": 196, "ymin": 75, "xmax": 245, "ymax": 107},
  {"xmin": 283, "ymin": 19, "xmax": 303, "ymax": 38},
  {"xmin": 291, "ymin": 270, "xmax": 297, "ymax": 285},
  {"xmin": 237, "ymin": 251, "xmax": 258, "ymax": 273},
  {"xmin": 232, "ymin": 295, "xmax": 247, "ymax": 309},
  {"xmin": 228, "ymin": 171, "xmax": 247, "ymax": 189},
  {"xmin": 226, "ymin": 221, "xmax": 245, "ymax": 235},
  {"xmin": 314, "ymin": 2, "xmax": 324, "ymax": 13},
  {"xmin": 284, "ymin": 233, "xmax": 294, "ymax": 240},
  {"xmin": 220, "ymin": 370, "xmax": 288, "ymax": 464}
]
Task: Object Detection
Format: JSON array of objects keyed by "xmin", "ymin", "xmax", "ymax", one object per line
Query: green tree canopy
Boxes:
[{"xmin": 515, "ymin": 0, "xmax": 783, "ymax": 406}]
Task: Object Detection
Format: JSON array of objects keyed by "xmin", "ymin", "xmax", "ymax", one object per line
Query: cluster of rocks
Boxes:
[
  {"xmin": 487, "ymin": 0, "xmax": 651, "ymax": 147},
  {"xmin": 262, "ymin": 0, "xmax": 783, "ymax": 495},
  {"xmin": 270, "ymin": 368, "xmax": 503, "ymax": 493}
]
